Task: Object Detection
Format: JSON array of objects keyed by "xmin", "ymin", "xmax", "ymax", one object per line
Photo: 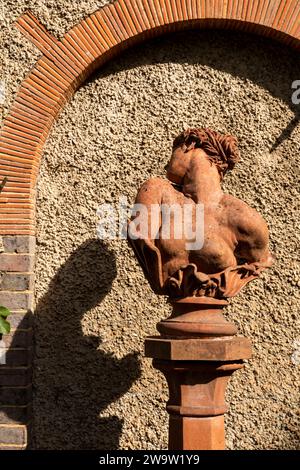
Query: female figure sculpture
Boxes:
[
  {"xmin": 128, "ymin": 129, "xmax": 273, "ymax": 449},
  {"xmin": 128, "ymin": 128, "xmax": 273, "ymax": 300}
]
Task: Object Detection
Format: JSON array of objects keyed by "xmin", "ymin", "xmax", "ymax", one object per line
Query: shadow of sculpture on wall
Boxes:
[{"xmin": 31, "ymin": 239, "xmax": 141, "ymax": 449}]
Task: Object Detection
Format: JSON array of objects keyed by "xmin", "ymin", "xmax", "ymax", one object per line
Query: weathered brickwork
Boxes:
[
  {"xmin": 0, "ymin": 237, "xmax": 34, "ymax": 449},
  {"xmin": 0, "ymin": 0, "xmax": 299, "ymax": 450}
]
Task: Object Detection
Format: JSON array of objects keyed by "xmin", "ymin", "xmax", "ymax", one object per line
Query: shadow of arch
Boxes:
[{"xmin": 90, "ymin": 29, "xmax": 300, "ymax": 152}]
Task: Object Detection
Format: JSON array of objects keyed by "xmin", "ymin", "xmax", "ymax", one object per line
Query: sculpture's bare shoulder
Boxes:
[
  {"xmin": 135, "ymin": 177, "xmax": 181, "ymax": 205},
  {"xmin": 222, "ymin": 194, "xmax": 268, "ymax": 237},
  {"xmin": 221, "ymin": 193, "xmax": 271, "ymax": 265}
]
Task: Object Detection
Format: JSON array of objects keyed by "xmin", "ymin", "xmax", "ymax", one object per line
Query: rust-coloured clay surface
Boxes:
[
  {"xmin": 169, "ymin": 415, "xmax": 225, "ymax": 450},
  {"xmin": 145, "ymin": 336, "xmax": 252, "ymax": 361},
  {"xmin": 130, "ymin": 128, "xmax": 267, "ymax": 449},
  {"xmin": 128, "ymin": 128, "xmax": 273, "ymax": 300},
  {"xmin": 153, "ymin": 358, "xmax": 245, "ymax": 450}
]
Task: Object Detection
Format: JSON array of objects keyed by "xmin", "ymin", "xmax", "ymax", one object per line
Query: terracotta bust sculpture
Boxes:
[
  {"xmin": 128, "ymin": 128, "xmax": 273, "ymax": 300},
  {"xmin": 129, "ymin": 128, "xmax": 274, "ymax": 449}
]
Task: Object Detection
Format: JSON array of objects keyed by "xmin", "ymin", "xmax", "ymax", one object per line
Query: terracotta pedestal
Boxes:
[{"xmin": 145, "ymin": 297, "xmax": 252, "ymax": 450}]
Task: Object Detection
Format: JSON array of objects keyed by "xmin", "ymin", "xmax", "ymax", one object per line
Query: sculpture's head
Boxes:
[{"xmin": 166, "ymin": 128, "xmax": 240, "ymax": 184}]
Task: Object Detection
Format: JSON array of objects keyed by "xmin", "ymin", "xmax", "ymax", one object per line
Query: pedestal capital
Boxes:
[{"xmin": 145, "ymin": 336, "xmax": 252, "ymax": 362}]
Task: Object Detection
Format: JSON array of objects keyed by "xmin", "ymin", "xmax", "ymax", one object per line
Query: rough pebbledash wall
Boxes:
[{"xmin": 1, "ymin": 0, "xmax": 300, "ymax": 450}]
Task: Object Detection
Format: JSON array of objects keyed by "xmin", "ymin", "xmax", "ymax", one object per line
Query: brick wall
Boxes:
[{"xmin": 0, "ymin": 236, "xmax": 34, "ymax": 449}]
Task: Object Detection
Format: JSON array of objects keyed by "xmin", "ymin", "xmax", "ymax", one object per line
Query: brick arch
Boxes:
[
  {"xmin": 0, "ymin": 0, "xmax": 300, "ymax": 450},
  {"xmin": 0, "ymin": 0, "xmax": 300, "ymax": 236}
]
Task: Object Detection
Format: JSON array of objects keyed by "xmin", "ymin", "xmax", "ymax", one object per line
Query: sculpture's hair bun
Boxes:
[{"xmin": 173, "ymin": 128, "xmax": 240, "ymax": 177}]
